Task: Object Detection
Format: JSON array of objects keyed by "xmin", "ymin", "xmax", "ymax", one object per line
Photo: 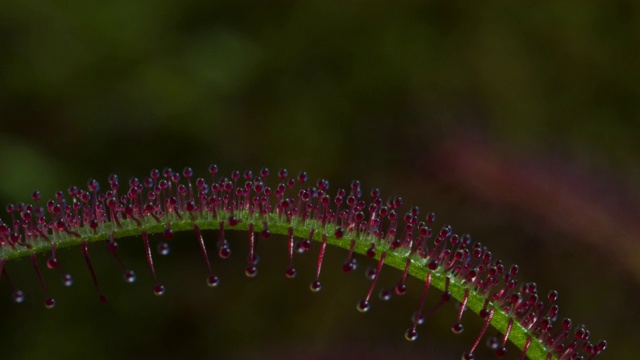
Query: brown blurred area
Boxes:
[{"xmin": 0, "ymin": 1, "xmax": 638, "ymax": 359}]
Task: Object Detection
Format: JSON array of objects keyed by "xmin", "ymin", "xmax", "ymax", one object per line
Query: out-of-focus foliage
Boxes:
[{"xmin": 0, "ymin": 1, "xmax": 637, "ymax": 359}]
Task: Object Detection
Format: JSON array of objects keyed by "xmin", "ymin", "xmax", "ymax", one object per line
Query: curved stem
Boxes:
[{"xmin": 0, "ymin": 213, "xmax": 554, "ymax": 360}]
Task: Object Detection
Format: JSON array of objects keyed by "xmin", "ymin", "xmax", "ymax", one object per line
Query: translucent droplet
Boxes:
[
  {"xmin": 207, "ymin": 275, "xmax": 220, "ymax": 287},
  {"xmin": 12, "ymin": 290, "xmax": 25, "ymax": 303},
  {"xmin": 378, "ymin": 289, "xmax": 392, "ymax": 301},
  {"xmin": 486, "ymin": 335, "xmax": 500, "ymax": 350},
  {"xmin": 365, "ymin": 267, "xmax": 377, "ymax": 280},
  {"xmin": 411, "ymin": 312, "xmax": 425, "ymax": 325},
  {"xmin": 356, "ymin": 300, "xmax": 370, "ymax": 313},
  {"xmin": 247, "ymin": 254, "xmax": 259, "ymax": 266},
  {"xmin": 462, "ymin": 352, "xmax": 475, "ymax": 360},
  {"xmin": 62, "ymin": 274, "xmax": 74, "ymax": 287},
  {"xmin": 124, "ymin": 270, "xmax": 136, "ymax": 283},
  {"xmin": 310, "ymin": 280, "xmax": 322, "ymax": 292},
  {"xmin": 404, "ymin": 328, "xmax": 418, "ymax": 341},
  {"xmin": 157, "ymin": 242, "xmax": 170, "ymax": 256}
]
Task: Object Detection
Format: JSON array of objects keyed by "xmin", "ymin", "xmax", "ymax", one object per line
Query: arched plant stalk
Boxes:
[{"xmin": 0, "ymin": 165, "xmax": 606, "ymax": 360}]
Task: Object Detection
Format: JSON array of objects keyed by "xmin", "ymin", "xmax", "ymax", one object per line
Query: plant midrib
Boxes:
[{"xmin": 0, "ymin": 212, "xmax": 554, "ymax": 360}]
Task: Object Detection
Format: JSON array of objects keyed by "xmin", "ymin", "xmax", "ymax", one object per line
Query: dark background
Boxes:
[{"xmin": 0, "ymin": 1, "xmax": 638, "ymax": 359}]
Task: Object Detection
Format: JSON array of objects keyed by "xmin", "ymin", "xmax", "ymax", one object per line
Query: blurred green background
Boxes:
[{"xmin": 1, "ymin": 1, "xmax": 638, "ymax": 359}]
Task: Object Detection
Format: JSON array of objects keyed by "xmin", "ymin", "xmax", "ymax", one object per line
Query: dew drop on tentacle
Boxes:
[
  {"xmin": 13, "ymin": 289, "xmax": 25, "ymax": 303},
  {"xmin": 451, "ymin": 288, "xmax": 470, "ymax": 334},
  {"xmin": 157, "ymin": 242, "xmax": 170, "ymax": 256},
  {"xmin": 105, "ymin": 232, "xmax": 136, "ymax": 283},
  {"xmin": 47, "ymin": 243, "xmax": 58, "ymax": 269},
  {"xmin": 495, "ymin": 317, "xmax": 513, "ymax": 358},
  {"xmin": 424, "ymin": 277, "xmax": 451, "ymax": 318},
  {"xmin": 378, "ymin": 289, "xmax": 392, "ymax": 301},
  {"xmin": 404, "ymin": 272, "xmax": 432, "ymax": 342},
  {"xmin": 193, "ymin": 224, "xmax": 219, "ymax": 287},
  {"xmin": 411, "ymin": 311, "xmax": 425, "ymax": 326},
  {"xmin": 395, "ymin": 258, "xmax": 412, "ymax": 296},
  {"xmin": 62, "ymin": 273, "xmax": 74, "ymax": 286},
  {"xmin": 486, "ymin": 335, "xmax": 500, "ymax": 350},
  {"xmin": 29, "ymin": 253, "xmax": 55, "ymax": 309},
  {"xmin": 245, "ymin": 223, "xmax": 258, "ymax": 278},
  {"xmin": 122, "ymin": 270, "xmax": 136, "ymax": 283},
  {"xmin": 81, "ymin": 240, "xmax": 107, "ymax": 303},
  {"xmin": 356, "ymin": 252, "xmax": 386, "ymax": 313},
  {"xmin": 296, "ymin": 228, "xmax": 313, "ymax": 254},
  {"xmin": 45, "ymin": 242, "xmax": 74, "ymax": 284},
  {"xmin": 217, "ymin": 221, "xmax": 231, "ymax": 259},
  {"xmin": 461, "ymin": 308, "xmax": 494, "ymax": 360},
  {"xmin": 156, "ymin": 223, "xmax": 173, "ymax": 256},
  {"xmin": 342, "ymin": 239, "xmax": 357, "ymax": 273},
  {"xmin": 1, "ymin": 258, "xmax": 25, "ymax": 303},
  {"xmin": 285, "ymin": 226, "xmax": 296, "ymax": 278},
  {"xmin": 310, "ymin": 234, "xmax": 328, "ymax": 292},
  {"xmin": 365, "ymin": 266, "xmax": 377, "ymax": 280},
  {"xmin": 141, "ymin": 230, "xmax": 165, "ymax": 296}
]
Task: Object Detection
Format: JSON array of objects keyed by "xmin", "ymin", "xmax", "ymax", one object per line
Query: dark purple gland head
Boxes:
[
  {"xmin": 452, "ymin": 323, "xmax": 464, "ymax": 334},
  {"xmin": 153, "ymin": 284, "xmax": 165, "ymax": 296},
  {"xmin": 245, "ymin": 266, "xmax": 258, "ymax": 278},
  {"xmin": 395, "ymin": 283, "xmax": 408, "ymax": 296},
  {"xmin": 44, "ymin": 298, "xmax": 56, "ymax": 309},
  {"xmin": 285, "ymin": 267, "xmax": 297, "ymax": 279}
]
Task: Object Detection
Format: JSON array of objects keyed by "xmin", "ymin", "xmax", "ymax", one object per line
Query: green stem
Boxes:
[{"xmin": 1, "ymin": 210, "xmax": 554, "ymax": 360}]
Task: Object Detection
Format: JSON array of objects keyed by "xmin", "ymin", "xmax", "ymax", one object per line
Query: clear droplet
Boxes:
[
  {"xmin": 12, "ymin": 290, "xmax": 25, "ymax": 303},
  {"xmin": 411, "ymin": 312, "xmax": 425, "ymax": 325},
  {"xmin": 486, "ymin": 335, "xmax": 500, "ymax": 350},
  {"xmin": 62, "ymin": 274, "xmax": 74, "ymax": 287},
  {"xmin": 356, "ymin": 300, "xmax": 370, "ymax": 313},
  {"xmin": 405, "ymin": 328, "xmax": 418, "ymax": 341},
  {"xmin": 365, "ymin": 266, "xmax": 377, "ymax": 280},
  {"xmin": 124, "ymin": 270, "xmax": 136, "ymax": 283},
  {"xmin": 157, "ymin": 242, "xmax": 170, "ymax": 256},
  {"xmin": 310, "ymin": 280, "xmax": 322, "ymax": 292},
  {"xmin": 378, "ymin": 289, "xmax": 392, "ymax": 301}
]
